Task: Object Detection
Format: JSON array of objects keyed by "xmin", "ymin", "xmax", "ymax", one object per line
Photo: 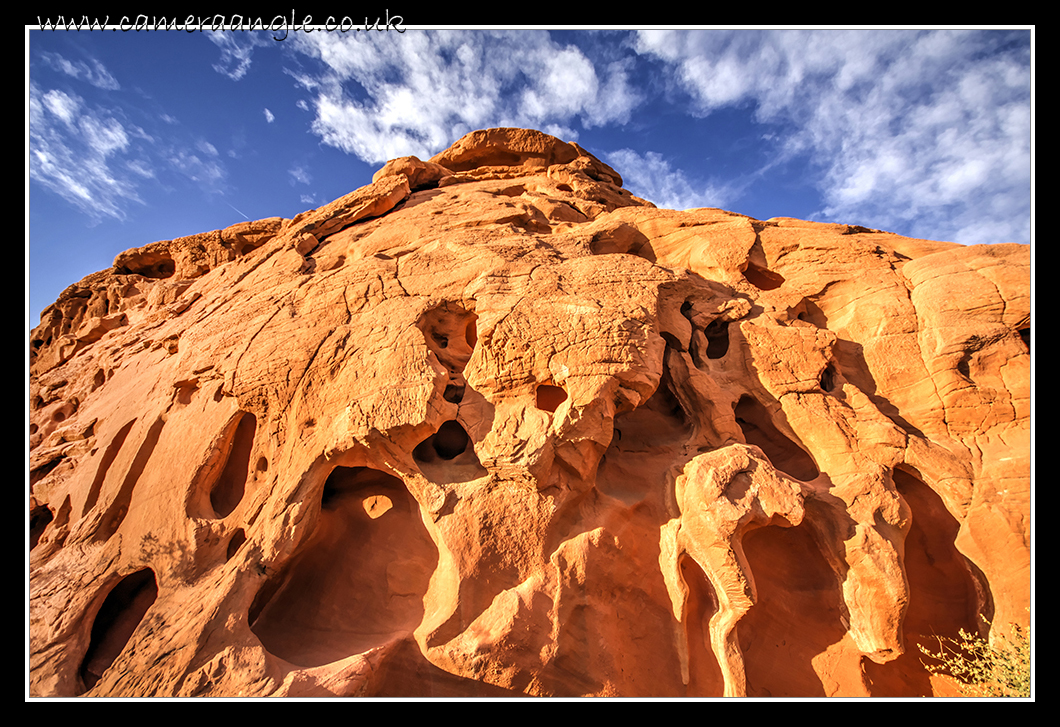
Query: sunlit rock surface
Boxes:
[{"xmin": 29, "ymin": 128, "xmax": 1030, "ymax": 698}]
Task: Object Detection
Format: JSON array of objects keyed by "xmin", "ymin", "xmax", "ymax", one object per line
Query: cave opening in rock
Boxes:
[
  {"xmin": 78, "ymin": 568, "xmax": 158, "ymax": 693},
  {"xmin": 704, "ymin": 318, "xmax": 730, "ymax": 359},
  {"xmin": 743, "ymin": 262, "xmax": 784, "ymax": 291},
  {"xmin": 536, "ymin": 384, "xmax": 568, "ymax": 413},
  {"xmin": 30, "ymin": 503, "xmax": 54, "ymax": 549},
  {"xmin": 678, "ymin": 554, "xmax": 724, "ymax": 697},
  {"xmin": 226, "ymin": 528, "xmax": 246, "ymax": 560},
  {"xmin": 411, "ymin": 421, "xmax": 487, "ymax": 483},
  {"xmin": 895, "ymin": 468, "xmax": 990, "ymax": 638},
  {"xmin": 417, "ymin": 303, "xmax": 478, "ymax": 375},
  {"xmin": 209, "ymin": 412, "xmax": 256, "ymax": 518},
  {"xmin": 733, "ymin": 396, "xmax": 818, "ymax": 482},
  {"xmin": 860, "ymin": 467, "xmax": 992, "ymax": 696},
  {"xmin": 249, "ymin": 467, "xmax": 437, "ymax": 668},
  {"xmin": 819, "ymin": 363, "xmax": 838, "ymax": 393},
  {"xmin": 420, "ymin": 420, "xmax": 470, "ymax": 461},
  {"xmin": 739, "ymin": 524, "xmax": 847, "ymax": 697}
]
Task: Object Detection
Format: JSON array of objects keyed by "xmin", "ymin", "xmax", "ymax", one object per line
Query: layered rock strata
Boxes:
[{"xmin": 29, "ymin": 128, "xmax": 1031, "ymax": 698}]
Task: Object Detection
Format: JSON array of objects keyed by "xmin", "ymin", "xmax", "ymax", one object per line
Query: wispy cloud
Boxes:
[
  {"xmin": 606, "ymin": 149, "xmax": 736, "ymax": 211},
  {"xmin": 40, "ymin": 51, "xmax": 120, "ymax": 90},
  {"xmin": 168, "ymin": 148, "xmax": 226, "ymax": 186},
  {"xmin": 631, "ymin": 29, "xmax": 1031, "ymax": 244},
  {"xmin": 206, "ymin": 32, "xmax": 270, "ymax": 80},
  {"xmin": 288, "ymin": 30, "xmax": 641, "ymax": 163},
  {"xmin": 263, "ymin": 108, "xmax": 275, "ymax": 123},
  {"xmin": 29, "ymin": 78, "xmax": 229, "ymax": 222},
  {"xmin": 288, "ymin": 165, "xmax": 311, "ymax": 185},
  {"xmin": 29, "ymin": 83, "xmax": 142, "ymax": 221}
]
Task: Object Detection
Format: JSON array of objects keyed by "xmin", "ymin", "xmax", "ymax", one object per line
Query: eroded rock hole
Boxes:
[
  {"xmin": 417, "ymin": 304, "xmax": 478, "ymax": 408},
  {"xmin": 894, "ymin": 468, "xmax": 988, "ymax": 639},
  {"xmin": 30, "ymin": 503, "xmax": 54, "ymax": 549},
  {"xmin": 743, "ymin": 262, "xmax": 785, "ymax": 291},
  {"xmin": 84, "ymin": 419, "xmax": 137, "ymax": 516},
  {"xmin": 226, "ymin": 528, "xmax": 247, "ymax": 560},
  {"xmin": 606, "ymin": 375, "xmax": 692, "ymax": 459},
  {"xmin": 443, "ymin": 383, "xmax": 465, "ymax": 403},
  {"xmin": 363, "ymin": 494, "xmax": 393, "ymax": 519},
  {"xmin": 536, "ymin": 384, "xmax": 568, "ymax": 413},
  {"xmin": 249, "ymin": 467, "xmax": 438, "ymax": 667},
  {"xmin": 733, "ymin": 396, "xmax": 819, "ymax": 482},
  {"xmin": 661, "ymin": 331, "xmax": 683, "ymax": 351},
  {"xmin": 414, "ymin": 420, "xmax": 470, "ymax": 462},
  {"xmin": 465, "ymin": 319, "xmax": 478, "ymax": 349},
  {"xmin": 678, "ymin": 555, "xmax": 724, "ymax": 697},
  {"xmin": 95, "ymin": 417, "xmax": 165, "ymax": 542},
  {"xmin": 739, "ymin": 524, "xmax": 846, "ymax": 697},
  {"xmin": 861, "ymin": 468, "xmax": 992, "ymax": 696},
  {"xmin": 588, "ymin": 225, "xmax": 655, "ymax": 262},
  {"xmin": 209, "ymin": 412, "xmax": 256, "ymax": 518},
  {"xmin": 30, "ymin": 455, "xmax": 64, "ymax": 487},
  {"xmin": 1018, "ymin": 325, "xmax": 1030, "ymax": 351},
  {"xmin": 412, "ymin": 421, "xmax": 487, "ymax": 482},
  {"xmin": 79, "ymin": 569, "xmax": 158, "ymax": 693},
  {"xmin": 820, "ymin": 363, "xmax": 837, "ymax": 393},
  {"xmin": 32, "ymin": 496, "xmax": 71, "ymax": 556},
  {"xmin": 790, "ymin": 298, "xmax": 828, "ymax": 329},
  {"xmin": 118, "ymin": 254, "xmax": 176, "ymax": 279},
  {"xmin": 704, "ymin": 319, "xmax": 730, "ymax": 359}
]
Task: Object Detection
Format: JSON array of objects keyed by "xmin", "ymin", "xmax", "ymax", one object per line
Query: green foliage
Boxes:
[{"xmin": 918, "ymin": 617, "xmax": 1031, "ymax": 698}]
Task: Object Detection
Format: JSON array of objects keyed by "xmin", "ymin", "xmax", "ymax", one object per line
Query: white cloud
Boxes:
[
  {"xmin": 264, "ymin": 108, "xmax": 275, "ymax": 123},
  {"xmin": 41, "ymin": 89, "xmax": 81, "ymax": 126},
  {"xmin": 289, "ymin": 165, "xmax": 311, "ymax": 185},
  {"xmin": 288, "ymin": 30, "xmax": 641, "ymax": 164},
  {"xmin": 40, "ymin": 51, "xmax": 120, "ymax": 90},
  {"xmin": 168, "ymin": 150, "xmax": 226, "ymax": 186},
  {"xmin": 206, "ymin": 31, "xmax": 271, "ymax": 80},
  {"xmin": 632, "ymin": 29, "xmax": 1031, "ymax": 244},
  {"xmin": 29, "ymin": 81, "xmax": 231, "ymax": 221},
  {"xmin": 606, "ymin": 149, "xmax": 735, "ymax": 211},
  {"xmin": 29, "ymin": 83, "xmax": 142, "ymax": 221}
]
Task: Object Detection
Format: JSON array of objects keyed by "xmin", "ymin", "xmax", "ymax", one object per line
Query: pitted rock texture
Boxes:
[{"xmin": 29, "ymin": 127, "xmax": 1030, "ymax": 698}]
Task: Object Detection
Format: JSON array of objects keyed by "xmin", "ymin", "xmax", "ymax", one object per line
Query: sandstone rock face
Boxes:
[{"xmin": 29, "ymin": 128, "xmax": 1030, "ymax": 698}]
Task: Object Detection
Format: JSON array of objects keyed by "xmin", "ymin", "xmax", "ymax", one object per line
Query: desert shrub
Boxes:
[{"xmin": 918, "ymin": 616, "xmax": 1030, "ymax": 698}]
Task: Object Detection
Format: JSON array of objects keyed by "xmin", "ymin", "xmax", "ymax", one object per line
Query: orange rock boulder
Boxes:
[{"xmin": 29, "ymin": 128, "xmax": 1030, "ymax": 698}]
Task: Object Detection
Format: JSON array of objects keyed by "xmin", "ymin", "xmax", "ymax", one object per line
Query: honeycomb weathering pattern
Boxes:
[{"xmin": 29, "ymin": 127, "xmax": 1030, "ymax": 698}]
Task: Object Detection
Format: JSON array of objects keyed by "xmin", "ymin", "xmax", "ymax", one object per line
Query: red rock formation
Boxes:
[{"xmin": 29, "ymin": 127, "xmax": 1030, "ymax": 698}]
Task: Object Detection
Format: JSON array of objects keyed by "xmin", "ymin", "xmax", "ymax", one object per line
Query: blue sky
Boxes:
[{"xmin": 27, "ymin": 27, "xmax": 1033, "ymax": 327}]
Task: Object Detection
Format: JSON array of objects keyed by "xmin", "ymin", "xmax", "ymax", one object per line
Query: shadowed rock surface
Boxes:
[{"xmin": 29, "ymin": 127, "xmax": 1030, "ymax": 698}]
